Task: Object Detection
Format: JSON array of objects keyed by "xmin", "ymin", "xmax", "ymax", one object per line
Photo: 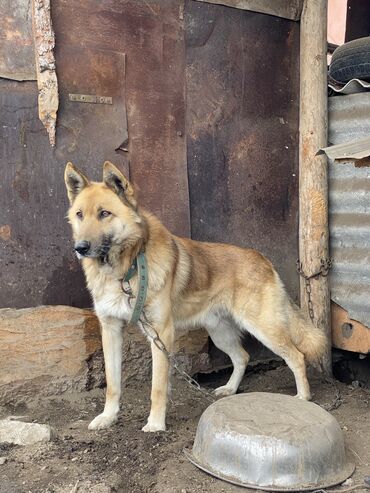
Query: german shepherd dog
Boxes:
[{"xmin": 64, "ymin": 161, "xmax": 327, "ymax": 432}]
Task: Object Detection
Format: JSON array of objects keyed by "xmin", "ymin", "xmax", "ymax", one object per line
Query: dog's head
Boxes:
[{"xmin": 64, "ymin": 161, "xmax": 143, "ymax": 260}]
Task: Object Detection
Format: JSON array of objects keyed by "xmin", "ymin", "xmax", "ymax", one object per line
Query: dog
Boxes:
[{"xmin": 64, "ymin": 161, "xmax": 328, "ymax": 432}]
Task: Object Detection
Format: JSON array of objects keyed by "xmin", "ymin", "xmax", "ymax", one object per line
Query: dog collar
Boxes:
[{"xmin": 122, "ymin": 252, "xmax": 148, "ymax": 326}]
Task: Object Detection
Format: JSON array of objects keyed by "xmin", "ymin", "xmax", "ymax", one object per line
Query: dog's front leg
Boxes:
[
  {"xmin": 142, "ymin": 320, "xmax": 174, "ymax": 432},
  {"xmin": 88, "ymin": 316, "xmax": 123, "ymax": 430}
]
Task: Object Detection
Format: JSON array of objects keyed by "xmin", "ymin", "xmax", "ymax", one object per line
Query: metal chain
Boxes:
[
  {"xmin": 320, "ymin": 376, "xmax": 342, "ymax": 412},
  {"xmin": 296, "ymin": 258, "xmax": 333, "ymax": 322},
  {"xmin": 139, "ymin": 312, "xmax": 216, "ymax": 402}
]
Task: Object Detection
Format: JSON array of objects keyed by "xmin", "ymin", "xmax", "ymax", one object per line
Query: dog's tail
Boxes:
[{"xmin": 288, "ymin": 302, "xmax": 331, "ymax": 375}]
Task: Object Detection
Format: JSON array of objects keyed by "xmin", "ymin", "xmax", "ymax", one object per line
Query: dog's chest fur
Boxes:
[{"xmin": 87, "ymin": 268, "xmax": 134, "ymax": 321}]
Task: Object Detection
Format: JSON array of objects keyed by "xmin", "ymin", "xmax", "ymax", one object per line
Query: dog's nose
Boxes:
[{"xmin": 74, "ymin": 241, "xmax": 90, "ymax": 256}]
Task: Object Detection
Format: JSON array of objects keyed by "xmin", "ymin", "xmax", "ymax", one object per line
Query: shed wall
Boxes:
[{"xmin": 0, "ymin": 0, "xmax": 300, "ymax": 308}]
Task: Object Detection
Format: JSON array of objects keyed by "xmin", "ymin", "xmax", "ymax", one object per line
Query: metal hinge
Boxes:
[{"xmin": 69, "ymin": 94, "xmax": 112, "ymax": 105}]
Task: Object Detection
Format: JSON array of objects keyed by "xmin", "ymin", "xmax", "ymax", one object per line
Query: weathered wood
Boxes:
[
  {"xmin": 299, "ymin": 0, "xmax": 331, "ymax": 371},
  {"xmin": 195, "ymin": 0, "xmax": 303, "ymax": 21},
  {"xmin": 0, "ymin": 306, "xmax": 103, "ymax": 403},
  {"xmin": 31, "ymin": 0, "xmax": 59, "ymax": 146},
  {"xmin": 331, "ymin": 302, "xmax": 370, "ymax": 354}
]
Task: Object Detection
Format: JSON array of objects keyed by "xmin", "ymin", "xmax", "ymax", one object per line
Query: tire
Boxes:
[{"xmin": 329, "ymin": 36, "xmax": 370, "ymax": 84}]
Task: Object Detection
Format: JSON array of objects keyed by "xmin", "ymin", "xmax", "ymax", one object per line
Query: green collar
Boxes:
[{"xmin": 122, "ymin": 252, "xmax": 148, "ymax": 325}]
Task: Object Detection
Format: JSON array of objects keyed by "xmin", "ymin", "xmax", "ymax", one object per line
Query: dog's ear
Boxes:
[
  {"xmin": 103, "ymin": 161, "xmax": 137, "ymax": 209},
  {"xmin": 64, "ymin": 162, "xmax": 90, "ymax": 204}
]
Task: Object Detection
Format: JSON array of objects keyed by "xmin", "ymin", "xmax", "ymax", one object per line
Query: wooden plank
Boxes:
[
  {"xmin": 195, "ymin": 0, "xmax": 303, "ymax": 20},
  {"xmin": 31, "ymin": 0, "xmax": 59, "ymax": 146},
  {"xmin": 299, "ymin": 0, "xmax": 331, "ymax": 372},
  {"xmin": 332, "ymin": 302, "xmax": 370, "ymax": 354}
]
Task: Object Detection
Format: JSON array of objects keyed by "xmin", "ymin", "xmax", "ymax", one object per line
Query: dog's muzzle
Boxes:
[{"xmin": 74, "ymin": 241, "xmax": 90, "ymax": 257}]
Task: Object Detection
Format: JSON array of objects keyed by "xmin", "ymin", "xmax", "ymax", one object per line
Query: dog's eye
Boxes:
[
  {"xmin": 100, "ymin": 210, "xmax": 111, "ymax": 219},
  {"xmin": 76, "ymin": 211, "xmax": 83, "ymax": 219}
]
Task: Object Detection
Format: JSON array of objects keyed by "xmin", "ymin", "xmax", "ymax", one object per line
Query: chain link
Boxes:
[
  {"xmin": 139, "ymin": 312, "xmax": 216, "ymax": 402},
  {"xmin": 296, "ymin": 258, "xmax": 333, "ymax": 322}
]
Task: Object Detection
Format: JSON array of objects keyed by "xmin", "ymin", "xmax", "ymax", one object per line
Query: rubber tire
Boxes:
[{"xmin": 329, "ymin": 37, "xmax": 370, "ymax": 84}]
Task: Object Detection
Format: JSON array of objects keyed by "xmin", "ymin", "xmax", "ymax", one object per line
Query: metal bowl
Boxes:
[{"xmin": 187, "ymin": 392, "xmax": 355, "ymax": 491}]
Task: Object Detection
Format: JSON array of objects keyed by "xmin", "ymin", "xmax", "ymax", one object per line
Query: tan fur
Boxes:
[{"xmin": 64, "ymin": 162, "xmax": 328, "ymax": 432}]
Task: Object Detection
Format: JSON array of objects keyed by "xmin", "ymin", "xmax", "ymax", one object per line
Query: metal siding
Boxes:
[{"xmin": 329, "ymin": 93, "xmax": 370, "ymax": 328}]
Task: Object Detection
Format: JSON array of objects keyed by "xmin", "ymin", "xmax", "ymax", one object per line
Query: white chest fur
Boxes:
[{"xmin": 90, "ymin": 273, "xmax": 133, "ymax": 321}]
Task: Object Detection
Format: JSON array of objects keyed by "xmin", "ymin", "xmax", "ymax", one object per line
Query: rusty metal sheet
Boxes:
[
  {"xmin": 52, "ymin": 0, "xmax": 190, "ymax": 237},
  {"xmin": 0, "ymin": 0, "xmax": 36, "ymax": 80},
  {"xmin": 331, "ymin": 303, "xmax": 370, "ymax": 354},
  {"xmin": 0, "ymin": 0, "xmax": 189, "ymax": 309},
  {"xmin": 185, "ymin": 1, "xmax": 300, "ymax": 299},
  {"xmin": 0, "ymin": 44, "xmax": 128, "ymax": 307},
  {"xmin": 195, "ymin": 0, "xmax": 303, "ymax": 20}
]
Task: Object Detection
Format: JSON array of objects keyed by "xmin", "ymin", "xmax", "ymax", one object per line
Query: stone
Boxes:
[
  {"xmin": 0, "ymin": 457, "xmax": 6, "ymax": 465},
  {"xmin": 0, "ymin": 306, "xmax": 103, "ymax": 404},
  {"xmin": 0, "ymin": 419, "xmax": 52, "ymax": 446}
]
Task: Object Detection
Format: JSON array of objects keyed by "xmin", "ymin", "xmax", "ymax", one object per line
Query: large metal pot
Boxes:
[{"xmin": 187, "ymin": 392, "xmax": 355, "ymax": 491}]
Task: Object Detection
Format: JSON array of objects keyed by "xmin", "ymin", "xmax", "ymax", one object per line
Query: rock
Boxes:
[
  {"xmin": 0, "ymin": 419, "xmax": 52, "ymax": 446},
  {"xmin": 0, "ymin": 457, "xmax": 6, "ymax": 465},
  {"xmin": 0, "ymin": 306, "xmax": 103, "ymax": 404},
  {"xmin": 341, "ymin": 478, "xmax": 354, "ymax": 487}
]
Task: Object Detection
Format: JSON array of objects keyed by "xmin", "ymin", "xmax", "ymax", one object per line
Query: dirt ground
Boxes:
[{"xmin": 0, "ymin": 364, "xmax": 369, "ymax": 493}]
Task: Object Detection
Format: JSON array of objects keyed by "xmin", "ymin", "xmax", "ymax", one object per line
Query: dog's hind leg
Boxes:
[
  {"xmin": 88, "ymin": 316, "xmax": 123, "ymax": 430},
  {"xmin": 205, "ymin": 315, "xmax": 250, "ymax": 397},
  {"xmin": 237, "ymin": 316, "xmax": 311, "ymax": 400}
]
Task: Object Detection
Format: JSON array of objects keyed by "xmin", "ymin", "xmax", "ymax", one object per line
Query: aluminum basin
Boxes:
[{"xmin": 188, "ymin": 392, "xmax": 354, "ymax": 491}]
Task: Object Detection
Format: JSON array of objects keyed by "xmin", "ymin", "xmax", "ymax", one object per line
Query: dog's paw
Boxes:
[
  {"xmin": 141, "ymin": 421, "xmax": 166, "ymax": 432},
  {"xmin": 88, "ymin": 413, "xmax": 118, "ymax": 431},
  {"xmin": 213, "ymin": 385, "xmax": 237, "ymax": 397},
  {"xmin": 295, "ymin": 392, "xmax": 311, "ymax": 401}
]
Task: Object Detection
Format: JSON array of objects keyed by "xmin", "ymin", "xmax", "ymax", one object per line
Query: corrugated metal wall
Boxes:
[{"xmin": 329, "ymin": 92, "xmax": 370, "ymax": 328}]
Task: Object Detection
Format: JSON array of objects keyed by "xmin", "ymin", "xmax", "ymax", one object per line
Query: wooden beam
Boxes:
[
  {"xmin": 299, "ymin": 0, "xmax": 331, "ymax": 373},
  {"xmin": 195, "ymin": 0, "xmax": 303, "ymax": 21},
  {"xmin": 31, "ymin": 0, "xmax": 59, "ymax": 146}
]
